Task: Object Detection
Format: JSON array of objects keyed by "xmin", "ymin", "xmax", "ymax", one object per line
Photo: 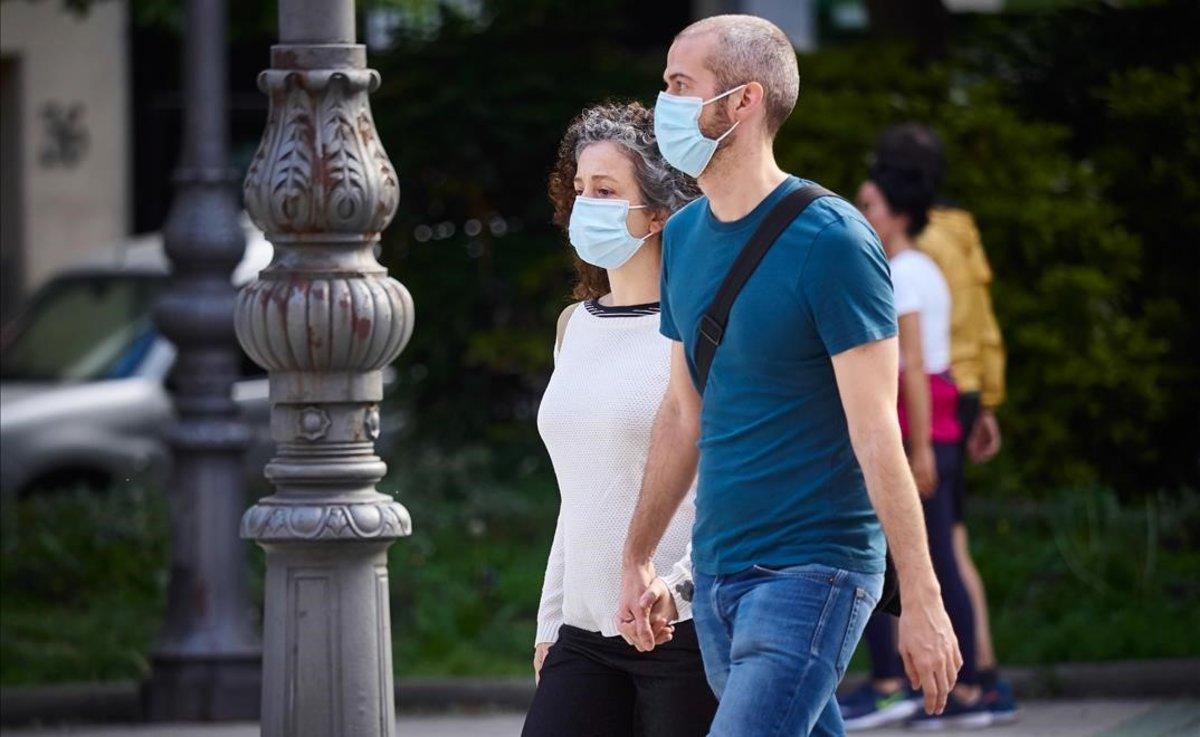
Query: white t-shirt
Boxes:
[{"xmin": 890, "ymin": 248, "xmax": 952, "ymax": 375}]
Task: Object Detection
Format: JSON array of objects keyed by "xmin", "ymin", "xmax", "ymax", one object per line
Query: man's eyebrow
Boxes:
[{"xmin": 664, "ymin": 71, "xmax": 695, "ymax": 84}]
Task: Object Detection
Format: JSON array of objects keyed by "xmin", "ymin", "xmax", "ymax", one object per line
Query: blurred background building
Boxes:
[{"xmin": 0, "ymin": 0, "xmax": 131, "ymax": 323}]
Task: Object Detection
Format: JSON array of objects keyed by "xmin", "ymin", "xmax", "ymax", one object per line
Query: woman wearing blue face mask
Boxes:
[{"xmin": 522, "ymin": 102, "xmax": 714, "ymax": 737}]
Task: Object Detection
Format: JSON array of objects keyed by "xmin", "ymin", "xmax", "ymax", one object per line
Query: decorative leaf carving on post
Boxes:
[
  {"xmin": 273, "ymin": 81, "xmax": 316, "ymax": 229},
  {"xmin": 235, "ymin": 24, "xmax": 411, "ymax": 737},
  {"xmin": 321, "ymin": 75, "xmax": 368, "ymax": 226}
]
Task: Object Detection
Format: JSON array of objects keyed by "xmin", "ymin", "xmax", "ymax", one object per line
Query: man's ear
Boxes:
[{"xmin": 731, "ymin": 82, "xmax": 765, "ymax": 121}]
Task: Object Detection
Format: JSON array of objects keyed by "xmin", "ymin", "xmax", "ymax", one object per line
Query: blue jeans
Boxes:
[{"xmin": 693, "ymin": 563, "xmax": 884, "ymax": 737}]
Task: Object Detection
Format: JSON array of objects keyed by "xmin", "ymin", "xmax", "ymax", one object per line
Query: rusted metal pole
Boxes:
[
  {"xmin": 144, "ymin": 0, "xmax": 261, "ymax": 720},
  {"xmin": 234, "ymin": 0, "xmax": 413, "ymax": 733}
]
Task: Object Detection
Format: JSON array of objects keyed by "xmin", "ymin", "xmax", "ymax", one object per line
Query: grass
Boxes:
[
  {"xmin": 0, "ymin": 486, "xmax": 168, "ymax": 685},
  {"xmin": 845, "ymin": 486, "xmax": 1200, "ymax": 674},
  {"xmin": 1, "ymin": 444, "xmax": 1196, "ymax": 686},
  {"xmin": 971, "ymin": 488, "xmax": 1200, "ymax": 664}
]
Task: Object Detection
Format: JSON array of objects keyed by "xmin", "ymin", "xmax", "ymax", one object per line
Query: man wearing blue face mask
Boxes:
[{"xmin": 614, "ymin": 15, "xmax": 962, "ymax": 737}]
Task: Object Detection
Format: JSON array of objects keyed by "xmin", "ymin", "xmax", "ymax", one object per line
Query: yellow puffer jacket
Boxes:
[{"xmin": 916, "ymin": 207, "xmax": 1006, "ymax": 408}]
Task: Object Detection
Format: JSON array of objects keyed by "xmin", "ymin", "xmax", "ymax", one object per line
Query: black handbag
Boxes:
[{"xmin": 690, "ymin": 183, "xmax": 902, "ymax": 617}]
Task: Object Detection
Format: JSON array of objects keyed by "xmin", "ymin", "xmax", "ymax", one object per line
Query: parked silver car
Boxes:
[{"xmin": 0, "ymin": 220, "xmax": 274, "ymax": 497}]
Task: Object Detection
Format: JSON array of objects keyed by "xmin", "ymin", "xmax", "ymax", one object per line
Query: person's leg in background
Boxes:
[
  {"xmin": 951, "ymin": 392, "xmax": 997, "ymax": 675},
  {"xmin": 907, "ymin": 443, "xmax": 992, "ymax": 730},
  {"xmin": 521, "ymin": 629, "xmax": 636, "ymax": 737},
  {"xmin": 864, "ymin": 614, "xmax": 904, "ymax": 684},
  {"xmin": 954, "ymin": 526, "xmax": 996, "ymax": 676},
  {"xmin": 952, "ymin": 393, "xmax": 1019, "ymax": 723},
  {"xmin": 925, "ymin": 443, "xmax": 978, "ymax": 689}
]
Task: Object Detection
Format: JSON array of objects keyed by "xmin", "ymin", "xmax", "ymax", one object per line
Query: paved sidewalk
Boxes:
[{"xmin": 2, "ymin": 701, "xmax": 1197, "ymax": 737}]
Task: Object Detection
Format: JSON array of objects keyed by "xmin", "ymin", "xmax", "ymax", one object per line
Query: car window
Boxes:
[{"xmin": 0, "ymin": 275, "xmax": 165, "ymax": 382}]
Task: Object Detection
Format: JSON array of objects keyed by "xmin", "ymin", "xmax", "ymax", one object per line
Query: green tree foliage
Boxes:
[
  {"xmin": 370, "ymin": 2, "xmax": 1195, "ymax": 494},
  {"xmin": 1089, "ymin": 61, "xmax": 1200, "ymax": 492},
  {"xmin": 370, "ymin": 1, "xmax": 665, "ymax": 448},
  {"xmin": 774, "ymin": 43, "xmax": 1173, "ymax": 492},
  {"xmin": 963, "ymin": 1, "xmax": 1200, "ymax": 491}
]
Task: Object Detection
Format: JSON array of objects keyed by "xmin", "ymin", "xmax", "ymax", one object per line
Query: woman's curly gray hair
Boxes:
[{"xmin": 548, "ymin": 101, "xmax": 699, "ymax": 300}]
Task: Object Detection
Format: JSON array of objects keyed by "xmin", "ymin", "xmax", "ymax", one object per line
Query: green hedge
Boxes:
[
  {"xmin": 2, "ymin": 475, "xmax": 1196, "ymax": 684},
  {"xmin": 367, "ymin": 2, "xmax": 1198, "ymax": 496}
]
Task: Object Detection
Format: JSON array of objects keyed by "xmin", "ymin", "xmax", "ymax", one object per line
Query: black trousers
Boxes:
[
  {"xmin": 953, "ymin": 391, "xmax": 982, "ymax": 522},
  {"xmin": 522, "ymin": 621, "xmax": 717, "ymax": 737}
]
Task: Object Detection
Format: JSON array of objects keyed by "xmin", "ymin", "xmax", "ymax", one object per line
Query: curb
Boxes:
[
  {"xmin": 2, "ymin": 660, "xmax": 1196, "ymax": 726},
  {"xmin": 396, "ymin": 677, "xmax": 534, "ymax": 712},
  {"xmin": 0, "ymin": 682, "xmax": 140, "ymax": 727},
  {"xmin": 0, "ymin": 677, "xmax": 537, "ymax": 727},
  {"xmin": 839, "ymin": 659, "xmax": 1200, "ymax": 699},
  {"xmin": 1004, "ymin": 659, "xmax": 1200, "ymax": 699}
]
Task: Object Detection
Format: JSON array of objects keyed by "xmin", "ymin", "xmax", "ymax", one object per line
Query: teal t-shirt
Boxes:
[{"xmin": 660, "ymin": 176, "xmax": 895, "ymax": 576}]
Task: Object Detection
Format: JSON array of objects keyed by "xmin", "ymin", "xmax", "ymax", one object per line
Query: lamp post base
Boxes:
[
  {"xmin": 241, "ymin": 495, "xmax": 409, "ymax": 737},
  {"xmin": 142, "ymin": 654, "xmax": 262, "ymax": 721}
]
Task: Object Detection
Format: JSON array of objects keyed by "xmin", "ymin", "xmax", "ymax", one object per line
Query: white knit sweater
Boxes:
[{"xmin": 534, "ymin": 300, "xmax": 695, "ymax": 644}]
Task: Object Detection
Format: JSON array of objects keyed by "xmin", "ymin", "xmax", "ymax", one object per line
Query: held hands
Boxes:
[
  {"xmin": 898, "ymin": 592, "xmax": 963, "ymax": 715},
  {"xmin": 615, "ymin": 562, "xmax": 677, "ymax": 652},
  {"xmin": 909, "ymin": 442, "xmax": 938, "ymax": 499},
  {"xmin": 643, "ymin": 577, "xmax": 679, "ymax": 642}
]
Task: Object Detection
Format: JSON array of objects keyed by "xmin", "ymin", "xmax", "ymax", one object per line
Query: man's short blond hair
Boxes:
[{"xmin": 676, "ymin": 14, "xmax": 800, "ymax": 136}]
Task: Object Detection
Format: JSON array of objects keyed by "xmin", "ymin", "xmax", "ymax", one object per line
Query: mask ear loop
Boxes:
[
  {"xmin": 701, "ymin": 84, "xmax": 748, "ymax": 143},
  {"xmin": 716, "ymin": 121, "xmax": 740, "ymax": 142},
  {"xmin": 626, "ymin": 203, "xmax": 655, "ymax": 243},
  {"xmin": 702, "ymin": 83, "xmax": 749, "ymax": 106}
]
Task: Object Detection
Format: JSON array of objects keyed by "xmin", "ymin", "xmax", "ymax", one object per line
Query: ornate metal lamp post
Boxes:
[
  {"xmin": 145, "ymin": 0, "xmax": 261, "ymax": 721},
  {"xmin": 235, "ymin": 0, "xmax": 413, "ymax": 734}
]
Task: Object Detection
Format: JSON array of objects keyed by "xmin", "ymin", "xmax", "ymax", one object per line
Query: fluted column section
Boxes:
[{"xmin": 234, "ymin": 5, "xmax": 413, "ymax": 734}]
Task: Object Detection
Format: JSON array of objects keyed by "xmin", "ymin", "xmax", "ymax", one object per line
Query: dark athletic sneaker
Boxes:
[
  {"xmin": 983, "ymin": 679, "xmax": 1020, "ymax": 724},
  {"xmin": 907, "ymin": 693, "xmax": 993, "ymax": 731},
  {"xmin": 838, "ymin": 681, "xmax": 921, "ymax": 731}
]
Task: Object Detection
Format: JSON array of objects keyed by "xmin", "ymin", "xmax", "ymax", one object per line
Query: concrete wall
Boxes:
[{"xmin": 0, "ymin": 0, "xmax": 130, "ymax": 302}]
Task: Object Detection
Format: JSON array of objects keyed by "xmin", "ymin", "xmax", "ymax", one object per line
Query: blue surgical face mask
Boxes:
[
  {"xmin": 568, "ymin": 197, "xmax": 651, "ymax": 270},
  {"xmin": 654, "ymin": 84, "xmax": 748, "ymax": 177}
]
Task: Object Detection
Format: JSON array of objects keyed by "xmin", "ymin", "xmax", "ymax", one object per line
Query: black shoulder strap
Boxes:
[{"xmin": 693, "ymin": 183, "xmax": 837, "ymax": 395}]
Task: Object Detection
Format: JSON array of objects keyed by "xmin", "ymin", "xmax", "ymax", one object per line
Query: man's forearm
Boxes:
[
  {"xmin": 854, "ymin": 421, "xmax": 940, "ymax": 598},
  {"xmin": 623, "ymin": 395, "xmax": 699, "ymax": 566},
  {"xmin": 833, "ymin": 339, "xmax": 960, "ymax": 710}
]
